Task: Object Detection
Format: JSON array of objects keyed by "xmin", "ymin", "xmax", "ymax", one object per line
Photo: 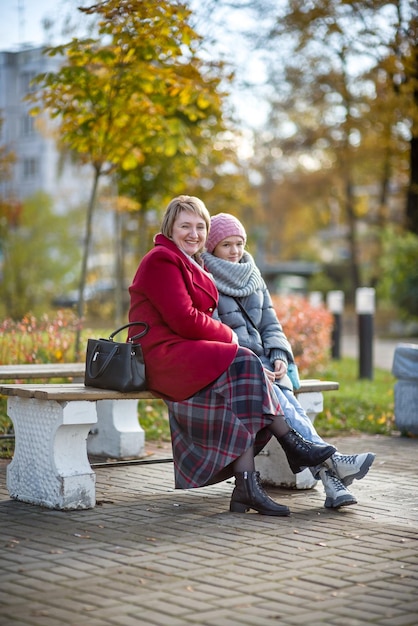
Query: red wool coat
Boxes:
[{"xmin": 128, "ymin": 234, "xmax": 238, "ymax": 401}]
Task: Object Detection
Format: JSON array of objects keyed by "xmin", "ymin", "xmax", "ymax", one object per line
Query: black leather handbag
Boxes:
[{"xmin": 84, "ymin": 321, "xmax": 149, "ymax": 392}]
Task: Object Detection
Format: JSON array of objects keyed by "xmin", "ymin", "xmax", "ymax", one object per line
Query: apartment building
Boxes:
[
  {"xmin": 0, "ymin": 45, "xmax": 117, "ymax": 303},
  {"xmin": 0, "ymin": 45, "xmax": 92, "ymax": 211}
]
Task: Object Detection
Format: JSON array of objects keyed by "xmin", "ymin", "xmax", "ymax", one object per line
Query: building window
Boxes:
[
  {"xmin": 20, "ymin": 71, "xmax": 37, "ymax": 95},
  {"xmin": 23, "ymin": 158, "xmax": 38, "ymax": 178},
  {"xmin": 21, "ymin": 114, "xmax": 35, "ymax": 137}
]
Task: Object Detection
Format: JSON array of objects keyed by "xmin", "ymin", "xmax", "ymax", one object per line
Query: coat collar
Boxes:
[{"xmin": 154, "ymin": 234, "xmax": 218, "ymax": 302}]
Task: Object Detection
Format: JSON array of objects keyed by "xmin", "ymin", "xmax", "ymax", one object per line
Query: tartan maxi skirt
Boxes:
[{"xmin": 165, "ymin": 347, "xmax": 283, "ymax": 489}]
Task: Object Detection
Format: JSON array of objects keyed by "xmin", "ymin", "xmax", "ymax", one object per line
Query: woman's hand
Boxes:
[{"xmin": 265, "ymin": 369, "xmax": 276, "ymax": 383}]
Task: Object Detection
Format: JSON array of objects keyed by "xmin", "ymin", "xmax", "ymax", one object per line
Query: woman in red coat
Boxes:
[{"xmin": 128, "ymin": 195, "xmax": 336, "ymax": 516}]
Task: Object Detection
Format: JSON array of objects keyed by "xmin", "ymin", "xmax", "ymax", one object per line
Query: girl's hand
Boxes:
[{"xmin": 273, "ymin": 359, "xmax": 287, "ymax": 380}]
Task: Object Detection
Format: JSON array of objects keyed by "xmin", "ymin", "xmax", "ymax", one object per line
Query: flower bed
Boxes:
[{"xmin": 271, "ymin": 295, "xmax": 333, "ymax": 376}]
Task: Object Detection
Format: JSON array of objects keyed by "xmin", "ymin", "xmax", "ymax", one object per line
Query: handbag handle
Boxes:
[{"xmin": 108, "ymin": 321, "xmax": 149, "ymax": 343}]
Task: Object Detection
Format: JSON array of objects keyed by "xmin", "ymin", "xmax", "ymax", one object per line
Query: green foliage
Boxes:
[
  {"xmin": 315, "ymin": 357, "xmax": 395, "ymax": 436},
  {"xmin": 0, "ymin": 311, "xmax": 81, "ymax": 365},
  {"xmin": 378, "ymin": 227, "xmax": 418, "ymax": 320},
  {"xmin": 0, "ymin": 192, "xmax": 82, "ymax": 319},
  {"xmin": 137, "ymin": 400, "xmax": 170, "ymax": 442},
  {"xmin": 0, "ymin": 414, "xmax": 14, "ymax": 457}
]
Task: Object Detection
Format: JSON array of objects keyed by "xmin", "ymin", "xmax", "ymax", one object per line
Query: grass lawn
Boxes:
[{"xmin": 315, "ymin": 357, "xmax": 396, "ymax": 436}]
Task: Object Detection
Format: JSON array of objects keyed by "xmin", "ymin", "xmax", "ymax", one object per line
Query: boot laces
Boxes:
[
  {"xmin": 290, "ymin": 430, "xmax": 310, "ymax": 452},
  {"xmin": 328, "ymin": 471, "xmax": 345, "ymax": 490},
  {"xmin": 253, "ymin": 471, "xmax": 265, "ymax": 495},
  {"xmin": 334, "ymin": 454, "xmax": 357, "ymax": 466}
]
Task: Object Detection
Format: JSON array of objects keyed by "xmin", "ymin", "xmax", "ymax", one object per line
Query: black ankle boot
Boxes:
[
  {"xmin": 277, "ymin": 429, "xmax": 337, "ymax": 474},
  {"xmin": 230, "ymin": 471, "xmax": 290, "ymax": 516}
]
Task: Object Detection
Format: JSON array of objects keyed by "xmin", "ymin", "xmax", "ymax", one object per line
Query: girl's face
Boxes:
[
  {"xmin": 213, "ymin": 236, "xmax": 245, "ymax": 263},
  {"xmin": 171, "ymin": 209, "xmax": 207, "ymax": 256}
]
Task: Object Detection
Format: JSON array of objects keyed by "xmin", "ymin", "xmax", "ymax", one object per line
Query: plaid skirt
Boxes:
[{"xmin": 165, "ymin": 347, "xmax": 282, "ymax": 489}]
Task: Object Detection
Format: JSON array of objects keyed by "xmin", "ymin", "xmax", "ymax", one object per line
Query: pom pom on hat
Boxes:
[{"xmin": 206, "ymin": 213, "xmax": 247, "ymax": 253}]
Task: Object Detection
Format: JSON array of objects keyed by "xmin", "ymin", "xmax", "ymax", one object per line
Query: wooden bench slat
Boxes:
[
  {"xmin": 0, "ymin": 363, "xmax": 85, "ymax": 380},
  {"xmin": 295, "ymin": 380, "xmax": 339, "ymax": 393},
  {"xmin": 1, "ymin": 380, "xmax": 338, "ymax": 401},
  {"xmin": 0, "ymin": 382, "xmax": 161, "ymax": 401},
  {"xmin": 0, "ymin": 365, "xmax": 339, "ymax": 395}
]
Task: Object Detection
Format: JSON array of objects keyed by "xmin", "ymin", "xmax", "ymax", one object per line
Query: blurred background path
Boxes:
[{"xmin": 342, "ymin": 334, "xmax": 418, "ymax": 371}]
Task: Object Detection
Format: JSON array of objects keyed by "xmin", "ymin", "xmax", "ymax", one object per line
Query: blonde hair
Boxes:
[{"xmin": 161, "ymin": 195, "xmax": 211, "ymax": 241}]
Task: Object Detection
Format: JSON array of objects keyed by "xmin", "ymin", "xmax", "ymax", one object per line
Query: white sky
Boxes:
[{"xmin": 0, "ymin": 0, "xmax": 72, "ymax": 49}]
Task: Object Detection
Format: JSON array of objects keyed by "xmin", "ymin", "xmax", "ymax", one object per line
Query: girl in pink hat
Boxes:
[{"xmin": 203, "ymin": 212, "xmax": 375, "ymax": 509}]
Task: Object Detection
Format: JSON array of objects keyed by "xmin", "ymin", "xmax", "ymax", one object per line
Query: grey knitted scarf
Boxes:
[{"xmin": 202, "ymin": 251, "xmax": 264, "ymax": 297}]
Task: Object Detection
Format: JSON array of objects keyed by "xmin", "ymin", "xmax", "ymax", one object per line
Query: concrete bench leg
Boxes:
[
  {"xmin": 87, "ymin": 399, "xmax": 145, "ymax": 459},
  {"xmin": 256, "ymin": 391, "xmax": 323, "ymax": 489},
  {"xmin": 7, "ymin": 396, "xmax": 97, "ymax": 509}
]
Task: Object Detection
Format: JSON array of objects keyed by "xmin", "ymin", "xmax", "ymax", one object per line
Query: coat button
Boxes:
[{"xmin": 208, "ymin": 307, "xmax": 213, "ymax": 312}]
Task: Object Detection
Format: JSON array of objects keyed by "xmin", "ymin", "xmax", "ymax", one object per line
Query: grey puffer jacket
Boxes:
[{"xmin": 202, "ymin": 250, "xmax": 295, "ymax": 390}]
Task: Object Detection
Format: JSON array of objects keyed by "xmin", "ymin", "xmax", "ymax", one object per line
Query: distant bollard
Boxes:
[
  {"xmin": 392, "ymin": 343, "xmax": 418, "ymax": 435},
  {"xmin": 327, "ymin": 290, "xmax": 344, "ymax": 360},
  {"xmin": 309, "ymin": 291, "xmax": 324, "ymax": 308},
  {"xmin": 356, "ymin": 287, "xmax": 375, "ymax": 380}
]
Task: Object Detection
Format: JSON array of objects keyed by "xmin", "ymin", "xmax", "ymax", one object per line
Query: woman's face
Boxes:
[
  {"xmin": 171, "ymin": 209, "xmax": 207, "ymax": 256},
  {"xmin": 213, "ymin": 236, "xmax": 245, "ymax": 263}
]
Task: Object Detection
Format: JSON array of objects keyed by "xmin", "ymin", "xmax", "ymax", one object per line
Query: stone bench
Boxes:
[
  {"xmin": 255, "ymin": 379, "xmax": 339, "ymax": 490},
  {"xmin": 0, "ymin": 363, "xmax": 147, "ymax": 460},
  {"xmin": 0, "ymin": 372, "xmax": 338, "ymax": 510},
  {"xmin": 0, "ymin": 382, "xmax": 161, "ymax": 510}
]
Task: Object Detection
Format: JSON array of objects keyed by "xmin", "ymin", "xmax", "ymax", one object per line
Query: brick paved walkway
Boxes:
[{"xmin": 1, "ymin": 433, "xmax": 417, "ymax": 626}]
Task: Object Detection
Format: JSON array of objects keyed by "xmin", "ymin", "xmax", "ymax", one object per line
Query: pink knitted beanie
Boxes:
[{"xmin": 206, "ymin": 213, "xmax": 247, "ymax": 253}]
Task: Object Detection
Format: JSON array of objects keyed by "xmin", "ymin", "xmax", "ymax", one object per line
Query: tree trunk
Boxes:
[
  {"xmin": 345, "ymin": 178, "xmax": 361, "ymax": 297},
  {"xmin": 405, "ymin": 41, "xmax": 418, "ymax": 234},
  {"xmin": 114, "ymin": 207, "xmax": 124, "ymax": 326},
  {"xmin": 74, "ymin": 166, "xmax": 101, "ymax": 360},
  {"xmin": 406, "ymin": 135, "xmax": 418, "ymax": 234}
]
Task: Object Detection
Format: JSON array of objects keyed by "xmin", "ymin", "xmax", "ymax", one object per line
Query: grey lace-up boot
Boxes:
[
  {"xmin": 324, "ymin": 452, "xmax": 376, "ymax": 486},
  {"xmin": 319, "ymin": 467, "xmax": 357, "ymax": 509}
]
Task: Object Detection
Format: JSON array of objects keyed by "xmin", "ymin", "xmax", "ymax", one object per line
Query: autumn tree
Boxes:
[
  {"xmin": 245, "ymin": 0, "xmax": 416, "ymax": 297},
  {"xmin": 382, "ymin": 3, "xmax": 418, "ymax": 234},
  {"xmin": 28, "ymin": 0, "xmax": 230, "ymax": 356}
]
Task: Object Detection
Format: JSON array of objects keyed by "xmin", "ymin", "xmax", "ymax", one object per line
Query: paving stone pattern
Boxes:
[{"xmin": 1, "ymin": 433, "xmax": 418, "ymax": 626}]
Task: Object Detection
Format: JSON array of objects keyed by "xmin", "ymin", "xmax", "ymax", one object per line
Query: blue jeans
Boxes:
[{"xmin": 272, "ymin": 384, "xmax": 325, "ymax": 445}]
